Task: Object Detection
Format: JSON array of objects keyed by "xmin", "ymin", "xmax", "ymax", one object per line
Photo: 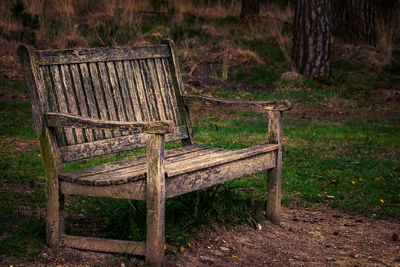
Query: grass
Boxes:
[{"xmin": 1, "ymin": 100, "xmax": 399, "ymax": 256}]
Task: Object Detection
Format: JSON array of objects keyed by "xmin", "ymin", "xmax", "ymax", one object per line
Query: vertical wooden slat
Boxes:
[
  {"xmin": 40, "ymin": 66, "xmax": 65, "ymax": 145},
  {"xmin": 161, "ymin": 58, "xmax": 182, "ymax": 125},
  {"xmin": 139, "ymin": 60, "xmax": 159, "ymax": 121},
  {"xmin": 131, "ymin": 60, "xmax": 151, "ymax": 121},
  {"xmin": 115, "ymin": 61, "xmax": 136, "ymax": 124},
  {"xmin": 79, "ymin": 63, "xmax": 103, "ymax": 140},
  {"xmin": 123, "ymin": 60, "xmax": 143, "ymax": 122},
  {"xmin": 70, "ymin": 64, "xmax": 94, "ymax": 142},
  {"xmin": 89, "ymin": 63, "xmax": 113, "ymax": 139},
  {"xmin": 106, "ymin": 61, "xmax": 127, "ymax": 121},
  {"xmin": 146, "ymin": 134, "xmax": 165, "ymax": 266},
  {"xmin": 98, "ymin": 62, "xmax": 120, "ymax": 137},
  {"xmin": 107, "ymin": 61, "xmax": 128, "ymax": 135},
  {"xmin": 60, "ymin": 65, "xmax": 84, "ymax": 143},
  {"xmin": 50, "ymin": 65, "xmax": 75, "ymax": 145},
  {"xmin": 146, "ymin": 59, "xmax": 167, "ymax": 121},
  {"xmin": 155, "ymin": 58, "xmax": 177, "ymax": 125},
  {"xmin": 163, "ymin": 46, "xmax": 194, "ymax": 144}
]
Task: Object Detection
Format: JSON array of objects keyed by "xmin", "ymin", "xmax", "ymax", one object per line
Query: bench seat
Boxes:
[{"xmin": 60, "ymin": 143, "xmax": 278, "ymax": 199}]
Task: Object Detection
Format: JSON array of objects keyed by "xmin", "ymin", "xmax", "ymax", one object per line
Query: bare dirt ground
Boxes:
[
  {"xmin": 1, "ymin": 204, "xmax": 399, "ymax": 267},
  {"xmin": 174, "ymin": 204, "xmax": 400, "ymax": 267}
]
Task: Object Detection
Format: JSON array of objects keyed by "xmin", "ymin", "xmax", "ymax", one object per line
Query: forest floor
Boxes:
[
  {"xmin": 1, "ymin": 202, "xmax": 399, "ymax": 266},
  {"xmin": 1, "ymin": 99, "xmax": 399, "ymax": 266}
]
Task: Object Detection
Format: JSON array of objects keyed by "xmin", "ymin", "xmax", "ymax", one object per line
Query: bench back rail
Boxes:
[{"xmin": 19, "ymin": 42, "xmax": 193, "ymax": 162}]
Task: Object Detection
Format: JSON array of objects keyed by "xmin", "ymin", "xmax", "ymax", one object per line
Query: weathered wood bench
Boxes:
[{"xmin": 18, "ymin": 40, "xmax": 291, "ymax": 266}]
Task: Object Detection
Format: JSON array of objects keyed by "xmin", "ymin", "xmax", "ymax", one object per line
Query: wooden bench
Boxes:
[{"xmin": 18, "ymin": 40, "xmax": 291, "ymax": 266}]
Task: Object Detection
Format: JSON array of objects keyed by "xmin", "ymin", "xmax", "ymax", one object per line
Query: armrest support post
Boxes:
[
  {"xmin": 267, "ymin": 110, "xmax": 282, "ymax": 224},
  {"xmin": 267, "ymin": 111, "xmax": 282, "ymax": 145},
  {"xmin": 146, "ymin": 134, "xmax": 166, "ymax": 266}
]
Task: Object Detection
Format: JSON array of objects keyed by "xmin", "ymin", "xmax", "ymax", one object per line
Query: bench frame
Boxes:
[{"xmin": 18, "ymin": 40, "xmax": 291, "ymax": 266}]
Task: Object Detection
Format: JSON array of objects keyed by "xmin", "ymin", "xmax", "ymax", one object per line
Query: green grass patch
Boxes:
[
  {"xmin": 0, "ymin": 76, "xmax": 27, "ymax": 94},
  {"xmin": 283, "ymin": 119, "xmax": 400, "ymax": 216},
  {"xmin": 60, "ymin": 117, "xmax": 400, "ymax": 247},
  {"xmin": 0, "ymin": 190, "xmax": 45, "ymax": 257},
  {"xmin": 0, "ymin": 101, "xmax": 36, "ymax": 139}
]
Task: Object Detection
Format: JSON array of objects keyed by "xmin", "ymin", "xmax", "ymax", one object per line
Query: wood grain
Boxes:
[
  {"xmin": 183, "ymin": 95, "xmax": 292, "ymax": 112},
  {"xmin": 267, "ymin": 111, "xmax": 283, "ymax": 224},
  {"xmin": 62, "ymin": 234, "xmax": 145, "ymax": 255},
  {"xmin": 37, "ymin": 45, "xmax": 171, "ymax": 65},
  {"xmin": 19, "ymin": 42, "xmax": 290, "ymax": 263},
  {"xmin": 146, "ymin": 134, "xmax": 165, "ymax": 266},
  {"xmin": 45, "ymin": 112, "xmax": 174, "ymax": 134},
  {"xmin": 59, "ymin": 125, "xmax": 188, "ymax": 162}
]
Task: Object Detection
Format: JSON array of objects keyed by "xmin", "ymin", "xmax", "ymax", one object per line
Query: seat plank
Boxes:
[
  {"xmin": 60, "ymin": 143, "xmax": 278, "ymax": 186},
  {"xmin": 73, "ymin": 146, "xmax": 223, "ymax": 186},
  {"xmin": 60, "ymin": 146, "xmax": 277, "ymax": 199},
  {"xmin": 62, "ymin": 144, "xmax": 209, "ymax": 180},
  {"xmin": 166, "ymin": 151, "xmax": 276, "ymax": 198},
  {"xmin": 167, "ymin": 143, "xmax": 279, "ymax": 177},
  {"xmin": 61, "ymin": 145, "xmax": 220, "ymax": 185}
]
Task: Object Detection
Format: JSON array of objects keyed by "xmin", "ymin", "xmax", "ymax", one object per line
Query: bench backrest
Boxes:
[{"xmin": 19, "ymin": 41, "xmax": 193, "ymax": 162}]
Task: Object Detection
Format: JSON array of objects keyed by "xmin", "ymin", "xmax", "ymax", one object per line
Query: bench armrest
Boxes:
[
  {"xmin": 44, "ymin": 112, "xmax": 174, "ymax": 134},
  {"xmin": 182, "ymin": 95, "xmax": 292, "ymax": 112}
]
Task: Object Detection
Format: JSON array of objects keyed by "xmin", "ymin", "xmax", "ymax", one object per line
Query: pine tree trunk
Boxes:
[
  {"xmin": 331, "ymin": 0, "xmax": 345, "ymax": 34},
  {"xmin": 291, "ymin": 0, "xmax": 332, "ymax": 78},
  {"xmin": 240, "ymin": 0, "xmax": 260, "ymax": 19},
  {"xmin": 376, "ymin": 0, "xmax": 398, "ymax": 30},
  {"xmin": 345, "ymin": 0, "xmax": 376, "ymax": 46}
]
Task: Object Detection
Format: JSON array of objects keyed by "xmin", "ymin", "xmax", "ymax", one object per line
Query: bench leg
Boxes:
[
  {"xmin": 146, "ymin": 134, "xmax": 166, "ymax": 267},
  {"xmin": 266, "ymin": 110, "xmax": 282, "ymax": 224},
  {"xmin": 46, "ymin": 176, "xmax": 63, "ymax": 246},
  {"xmin": 266, "ymin": 149, "xmax": 282, "ymax": 225}
]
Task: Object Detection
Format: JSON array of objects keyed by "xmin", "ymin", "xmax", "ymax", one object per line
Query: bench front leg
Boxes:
[
  {"xmin": 266, "ymin": 111, "xmax": 282, "ymax": 224},
  {"xmin": 146, "ymin": 134, "xmax": 166, "ymax": 267}
]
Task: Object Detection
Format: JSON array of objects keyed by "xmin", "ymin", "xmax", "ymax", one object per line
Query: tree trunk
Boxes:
[
  {"xmin": 331, "ymin": 0, "xmax": 345, "ymax": 34},
  {"xmin": 291, "ymin": 0, "xmax": 332, "ymax": 78},
  {"xmin": 375, "ymin": 0, "xmax": 398, "ymax": 31},
  {"xmin": 345, "ymin": 0, "xmax": 376, "ymax": 46},
  {"xmin": 240, "ymin": 0, "xmax": 260, "ymax": 19}
]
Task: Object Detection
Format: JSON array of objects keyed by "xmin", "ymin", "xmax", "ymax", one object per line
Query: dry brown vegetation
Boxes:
[{"xmin": 1, "ymin": 0, "xmax": 398, "ymax": 78}]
